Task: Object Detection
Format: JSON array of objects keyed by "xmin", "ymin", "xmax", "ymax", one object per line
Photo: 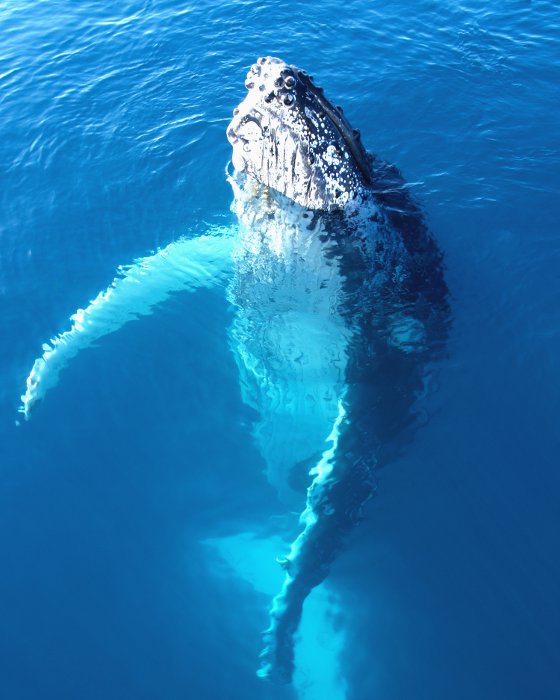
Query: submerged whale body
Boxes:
[
  {"xmin": 227, "ymin": 56, "xmax": 449, "ymax": 681},
  {"xmin": 20, "ymin": 57, "xmax": 449, "ymax": 684}
]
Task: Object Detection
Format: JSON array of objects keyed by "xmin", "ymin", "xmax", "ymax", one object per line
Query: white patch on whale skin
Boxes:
[
  {"xmin": 227, "ymin": 173, "xmax": 351, "ymax": 505},
  {"xmin": 20, "ymin": 229, "xmax": 235, "ymax": 419}
]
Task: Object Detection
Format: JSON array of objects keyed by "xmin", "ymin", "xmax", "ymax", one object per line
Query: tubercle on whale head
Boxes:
[{"xmin": 226, "ymin": 56, "xmax": 374, "ymax": 212}]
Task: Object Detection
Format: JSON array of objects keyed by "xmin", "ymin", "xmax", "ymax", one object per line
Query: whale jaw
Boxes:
[{"xmin": 227, "ymin": 57, "xmax": 373, "ymax": 212}]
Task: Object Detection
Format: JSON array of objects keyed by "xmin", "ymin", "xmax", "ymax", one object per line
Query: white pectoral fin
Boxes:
[{"xmin": 20, "ymin": 227, "xmax": 236, "ymax": 419}]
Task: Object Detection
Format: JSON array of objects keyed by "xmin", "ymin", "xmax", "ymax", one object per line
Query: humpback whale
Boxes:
[{"xmin": 20, "ymin": 57, "xmax": 449, "ymax": 684}]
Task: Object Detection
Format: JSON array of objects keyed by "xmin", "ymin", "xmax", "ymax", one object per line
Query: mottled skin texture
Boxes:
[
  {"xmin": 227, "ymin": 57, "xmax": 449, "ymax": 682},
  {"xmin": 228, "ymin": 56, "xmax": 372, "ymax": 210}
]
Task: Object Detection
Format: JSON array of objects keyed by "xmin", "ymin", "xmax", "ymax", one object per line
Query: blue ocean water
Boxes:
[{"xmin": 1, "ymin": 0, "xmax": 559, "ymax": 698}]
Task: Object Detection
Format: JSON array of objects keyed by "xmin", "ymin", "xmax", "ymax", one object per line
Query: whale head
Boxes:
[{"xmin": 227, "ymin": 57, "xmax": 373, "ymax": 212}]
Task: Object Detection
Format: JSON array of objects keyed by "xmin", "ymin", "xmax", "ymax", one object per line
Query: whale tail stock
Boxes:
[{"xmin": 19, "ymin": 228, "xmax": 235, "ymax": 420}]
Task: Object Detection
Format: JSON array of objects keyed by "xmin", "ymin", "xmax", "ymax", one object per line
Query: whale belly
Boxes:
[{"xmin": 228, "ymin": 213, "xmax": 351, "ymax": 504}]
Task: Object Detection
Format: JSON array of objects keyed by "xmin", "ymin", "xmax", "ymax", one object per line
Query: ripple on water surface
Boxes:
[{"xmin": 1, "ymin": 1, "xmax": 559, "ymax": 699}]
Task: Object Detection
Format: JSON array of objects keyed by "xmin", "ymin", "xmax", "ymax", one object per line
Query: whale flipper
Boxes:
[
  {"xmin": 20, "ymin": 227, "xmax": 236, "ymax": 419},
  {"xmin": 258, "ymin": 396, "xmax": 376, "ymax": 682}
]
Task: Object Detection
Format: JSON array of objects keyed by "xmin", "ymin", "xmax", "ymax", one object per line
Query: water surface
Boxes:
[{"xmin": 1, "ymin": 1, "xmax": 559, "ymax": 698}]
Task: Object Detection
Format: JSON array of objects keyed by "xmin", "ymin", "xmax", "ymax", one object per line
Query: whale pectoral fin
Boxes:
[
  {"xmin": 259, "ymin": 396, "xmax": 376, "ymax": 683},
  {"xmin": 20, "ymin": 227, "xmax": 236, "ymax": 420}
]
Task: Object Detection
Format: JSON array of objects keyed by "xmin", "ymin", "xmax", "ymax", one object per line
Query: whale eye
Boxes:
[
  {"xmin": 284, "ymin": 75, "xmax": 295, "ymax": 88},
  {"xmin": 283, "ymin": 93, "xmax": 295, "ymax": 106}
]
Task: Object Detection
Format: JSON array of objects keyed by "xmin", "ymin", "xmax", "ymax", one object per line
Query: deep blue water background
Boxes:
[{"xmin": 1, "ymin": 1, "xmax": 559, "ymax": 698}]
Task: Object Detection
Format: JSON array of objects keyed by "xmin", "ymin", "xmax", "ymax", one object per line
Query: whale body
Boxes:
[{"xmin": 20, "ymin": 57, "xmax": 449, "ymax": 684}]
